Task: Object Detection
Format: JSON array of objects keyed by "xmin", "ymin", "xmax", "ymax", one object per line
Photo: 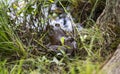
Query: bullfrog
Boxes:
[
  {"xmin": 46, "ymin": 23, "xmax": 77, "ymax": 55},
  {"xmin": 46, "ymin": 23, "xmax": 67, "ymax": 45}
]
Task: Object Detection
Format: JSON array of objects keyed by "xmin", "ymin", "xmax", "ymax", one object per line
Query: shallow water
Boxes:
[
  {"xmin": 7, "ymin": 0, "xmax": 83, "ymax": 32},
  {"xmin": 43, "ymin": 3, "xmax": 83, "ymax": 32}
]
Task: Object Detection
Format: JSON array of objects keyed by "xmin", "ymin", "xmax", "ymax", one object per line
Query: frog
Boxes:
[
  {"xmin": 45, "ymin": 23, "xmax": 77, "ymax": 55},
  {"xmin": 46, "ymin": 23, "xmax": 67, "ymax": 45}
]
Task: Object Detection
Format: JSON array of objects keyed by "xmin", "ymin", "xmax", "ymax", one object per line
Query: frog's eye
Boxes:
[
  {"xmin": 55, "ymin": 23, "xmax": 60, "ymax": 27},
  {"xmin": 49, "ymin": 25, "xmax": 54, "ymax": 29}
]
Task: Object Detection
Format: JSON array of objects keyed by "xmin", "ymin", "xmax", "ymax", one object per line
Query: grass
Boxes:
[
  {"xmin": 0, "ymin": 0, "xmax": 111, "ymax": 74},
  {"xmin": 0, "ymin": 57, "xmax": 103, "ymax": 74},
  {"xmin": 0, "ymin": 1, "xmax": 26, "ymax": 57}
]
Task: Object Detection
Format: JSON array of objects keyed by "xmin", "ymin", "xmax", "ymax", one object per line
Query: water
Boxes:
[
  {"xmin": 43, "ymin": 3, "xmax": 83, "ymax": 32},
  {"xmin": 7, "ymin": 0, "xmax": 83, "ymax": 32},
  {"xmin": 49, "ymin": 13, "xmax": 73, "ymax": 32}
]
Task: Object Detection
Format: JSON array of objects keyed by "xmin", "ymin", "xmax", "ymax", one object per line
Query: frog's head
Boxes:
[{"xmin": 46, "ymin": 23, "xmax": 60, "ymax": 36}]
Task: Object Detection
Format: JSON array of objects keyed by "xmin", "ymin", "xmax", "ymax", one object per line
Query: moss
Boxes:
[
  {"xmin": 108, "ymin": 25, "xmax": 120, "ymax": 51},
  {"xmin": 110, "ymin": 38, "xmax": 120, "ymax": 50}
]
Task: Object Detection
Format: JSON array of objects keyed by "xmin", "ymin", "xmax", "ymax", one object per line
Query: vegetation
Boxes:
[{"xmin": 0, "ymin": 0, "xmax": 117, "ymax": 74}]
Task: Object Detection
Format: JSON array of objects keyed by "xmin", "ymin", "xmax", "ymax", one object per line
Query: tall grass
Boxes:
[{"xmin": 0, "ymin": 1, "xmax": 26, "ymax": 57}]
